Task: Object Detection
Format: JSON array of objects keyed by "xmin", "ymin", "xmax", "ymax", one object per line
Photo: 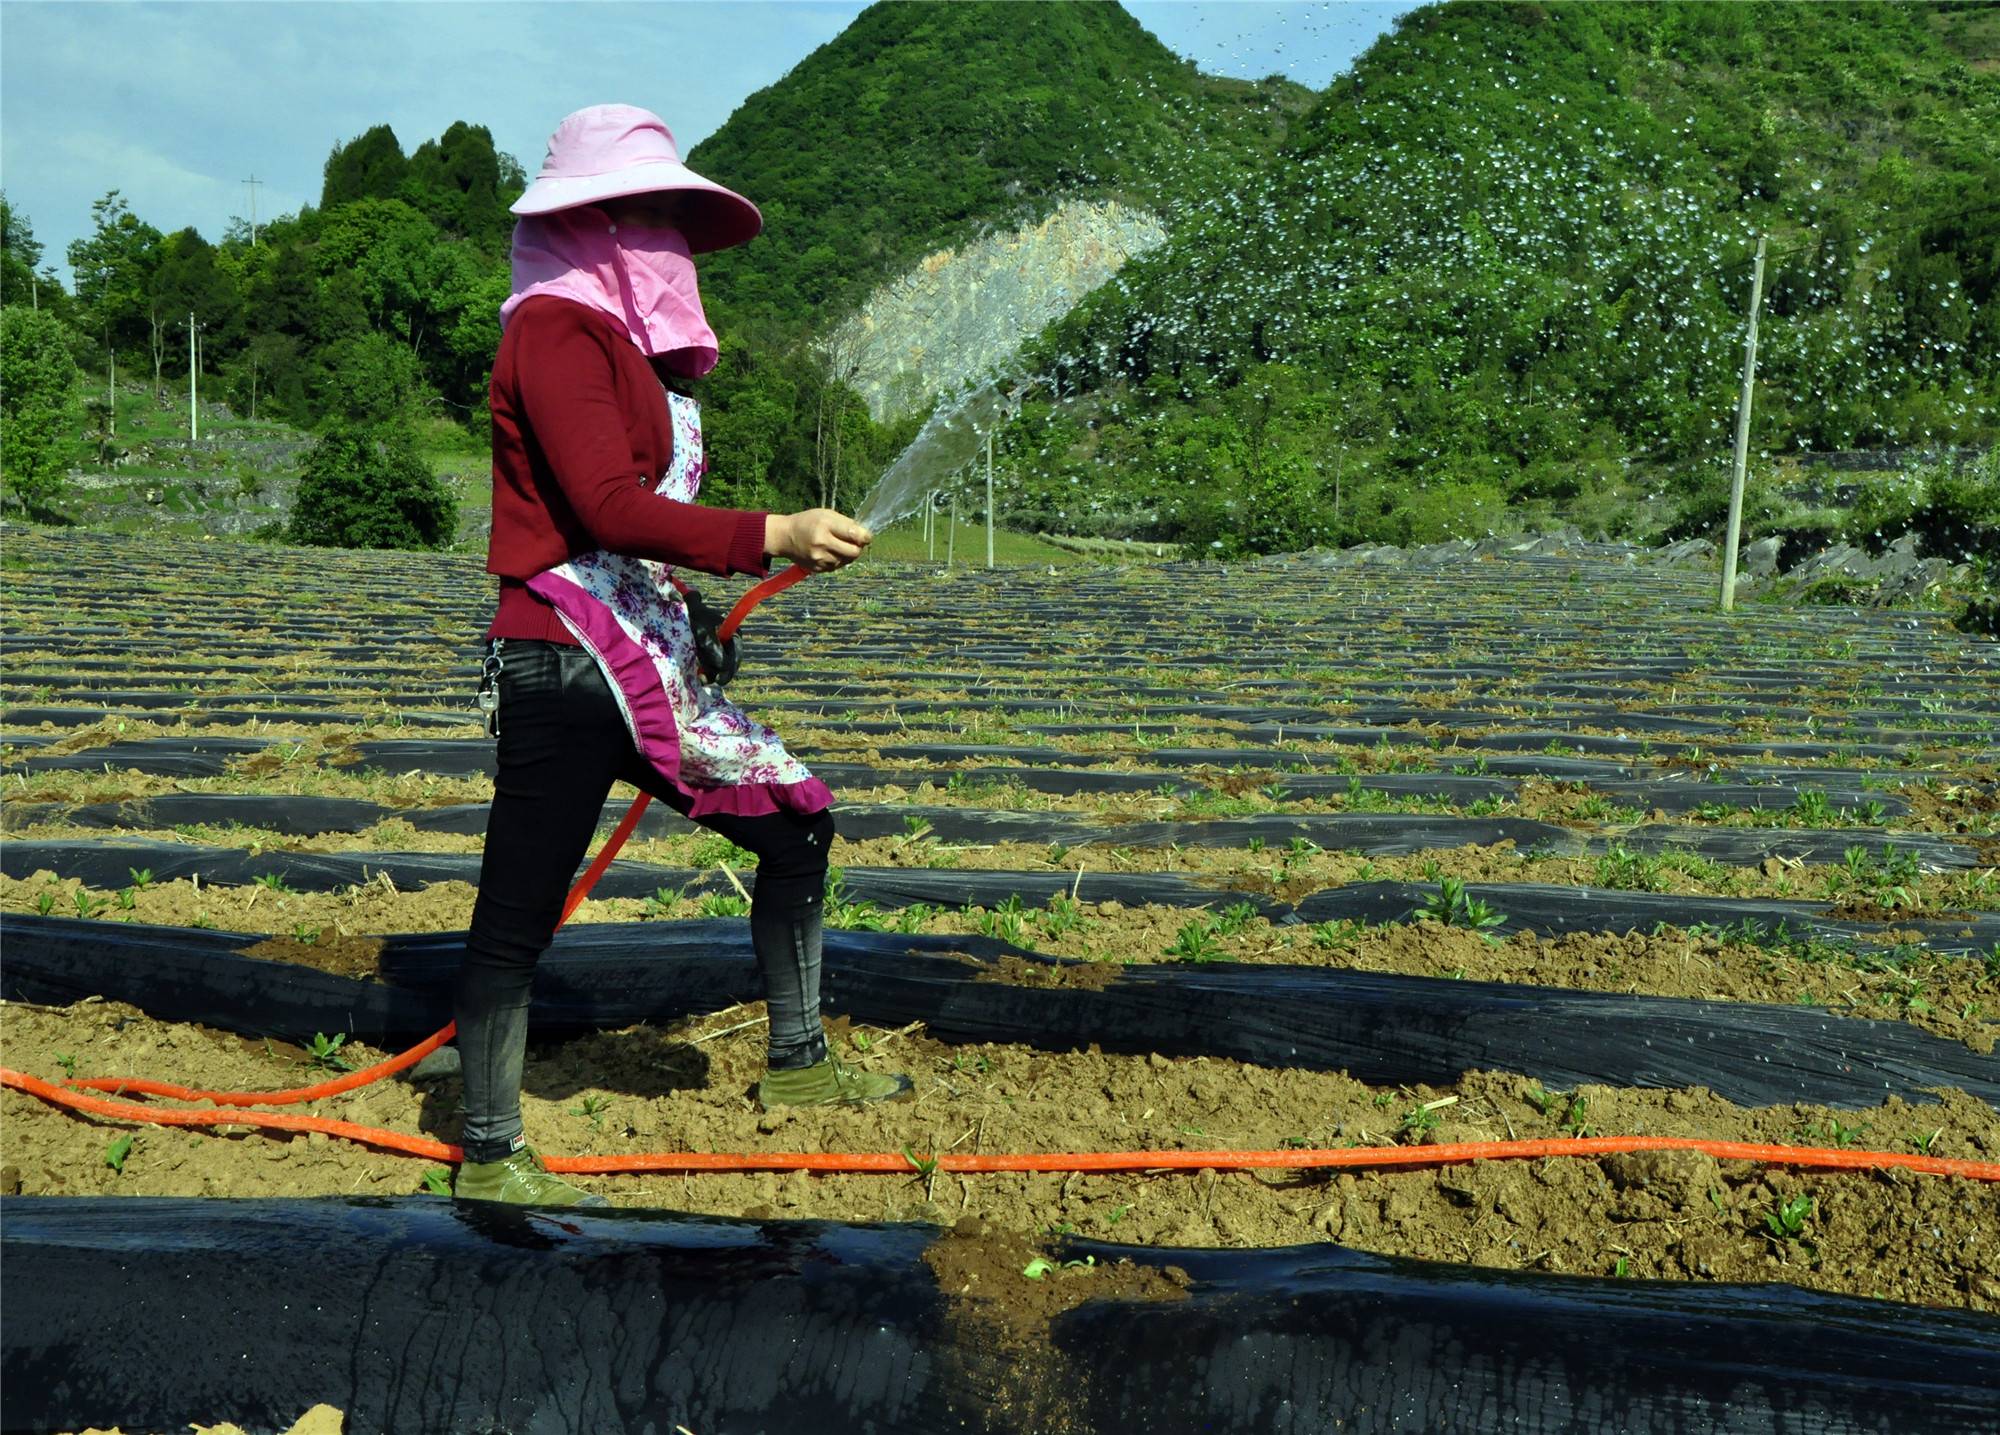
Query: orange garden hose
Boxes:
[
  {"xmin": 7, "ymin": 555, "xmax": 1997, "ymax": 1190},
  {"xmin": 2, "ymin": 1066, "xmax": 1996, "ymax": 1182},
  {"xmin": 718, "ymin": 562, "xmax": 810, "ymax": 644}
]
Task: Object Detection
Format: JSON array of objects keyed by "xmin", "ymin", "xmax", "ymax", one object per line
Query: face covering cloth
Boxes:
[{"xmin": 498, "ymin": 204, "xmax": 719, "ymax": 378}]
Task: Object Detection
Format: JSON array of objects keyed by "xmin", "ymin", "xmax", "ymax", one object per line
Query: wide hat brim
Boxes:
[{"xmin": 509, "ymin": 160, "xmax": 762, "ymax": 254}]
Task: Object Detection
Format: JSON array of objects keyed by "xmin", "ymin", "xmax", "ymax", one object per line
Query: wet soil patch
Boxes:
[
  {"xmin": 977, "ymin": 954, "xmax": 1123, "ymax": 991},
  {"xmin": 240, "ymin": 932, "xmax": 385, "ymax": 981}
]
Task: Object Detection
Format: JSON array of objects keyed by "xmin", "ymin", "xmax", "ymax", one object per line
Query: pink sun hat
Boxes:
[{"xmin": 510, "ymin": 103, "xmax": 762, "ymax": 254}]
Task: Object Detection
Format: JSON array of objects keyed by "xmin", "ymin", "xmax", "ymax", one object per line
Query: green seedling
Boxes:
[
  {"xmin": 1789, "ymin": 790, "xmax": 1835, "ymax": 826},
  {"xmin": 54, "ymin": 1052, "xmax": 78, "ymax": 1079},
  {"xmin": 691, "ymin": 836, "xmax": 756, "ymax": 869},
  {"xmin": 1612, "ymin": 1256, "xmax": 1631, "ymax": 1278},
  {"xmin": 1525, "ymin": 1085, "xmax": 1558, "ymax": 1117},
  {"xmin": 640, "ymin": 886, "xmax": 686, "ymax": 920},
  {"xmin": 305, "ymin": 1032, "xmax": 353, "ymax": 1072},
  {"xmin": 1037, "ymin": 895, "xmax": 1083, "ymax": 940},
  {"xmin": 698, "ymin": 893, "xmax": 752, "ymax": 919},
  {"xmin": 1212, "ymin": 901, "xmax": 1259, "ymax": 937},
  {"xmin": 1398, "ymin": 1105, "xmax": 1442, "ymax": 1141},
  {"xmin": 568, "ymin": 1094, "xmax": 610, "ymax": 1129},
  {"xmin": 254, "ymin": 872, "xmax": 296, "ymax": 894},
  {"xmin": 127, "ymin": 867, "xmax": 154, "ymax": 890},
  {"xmin": 894, "ymin": 902, "xmax": 938, "ymax": 935},
  {"xmin": 117, "ymin": 887, "xmax": 138, "ymax": 911},
  {"xmin": 1021, "ymin": 1256, "xmax": 1056, "ymax": 1281},
  {"xmin": 1799, "ymin": 1117, "xmax": 1866, "ymax": 1149},
  {"xmin": 1561, "ymin": 1096, "xmax": 1595, "ymax": 1138},
  {"xmin": 1763, "ymin": 1193, "xmax": 1815, "ymax": 1241},
  {"xmin": 1910, "ymin": 1127, "xmax": 1944, "ymax": 1156},
  {"xmin": 421, "ymin": 1168, "xmax": 453, "ymax": 1196},
  {"xmin": 901, "ymin": 815, "xmax": 934, "ymax": 842},
  {"xmin": 35, "ymin": 891, "xmax": 56, "ymax": 917},
  {"xmin": 977, "ymin": 907, "xmax": 1026, "ymax": 945},
  {"xmin": 902, "ymin": 1145, "xmax": 940, "ymax": 1181},
  {"xmin": 104, "ymin": 1134, "xmax": 134, "ymax": 1173},
  {"xmin": 73, "ymin": 891, "xmax": 105, "ymax": 920},
  {"xmin": 1167, "ymin": 918, "xmax": 1223, "ymax": 963},
  {"xmin": 1415, "ymin": 876, "xmax": 1507, "ymax": 940},
  {"xmin": 1312, "ymin": 919, "xmax": 1363, "ymax": 951},
  {"xmin": 850, "ymin": 1030, "xmax": 874, "ymax": 1053},
  {"xmin": 1106, "ymin": 1203, "xmax": 1132, "ymax": 1226}
]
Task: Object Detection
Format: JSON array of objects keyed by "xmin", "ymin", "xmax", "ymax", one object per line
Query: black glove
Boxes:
[{"xmin": 679, "ymin": 584, "xmax": 741, "ymax": 685}]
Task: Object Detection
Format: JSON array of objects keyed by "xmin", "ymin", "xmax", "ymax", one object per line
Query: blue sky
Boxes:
[{"xmin": 2, "ymin": 1, "xmax": 1417, "ymax": 287}]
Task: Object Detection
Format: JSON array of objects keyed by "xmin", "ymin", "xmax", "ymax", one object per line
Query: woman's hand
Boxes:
[{"xmin": 765, "ymin": 509, "xmax": 873, "ymax": 572}]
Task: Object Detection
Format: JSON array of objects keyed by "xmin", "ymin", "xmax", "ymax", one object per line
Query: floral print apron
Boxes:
[{"xmin": 527, "ymin": 389, "xmax": 832, "ymax": 819}]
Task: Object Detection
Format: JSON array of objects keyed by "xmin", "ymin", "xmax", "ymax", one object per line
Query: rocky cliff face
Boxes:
[{"xmin": 837, "ymin": 199, "xmax": 1166, "ymax": 420}]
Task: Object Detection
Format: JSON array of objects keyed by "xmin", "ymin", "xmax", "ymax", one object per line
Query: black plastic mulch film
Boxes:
[
  {"xmin": 3, "ymin": 1197, "xmax": 1997, "ymax": 1435},
  {"xmin": 4, "ymin": 915, "xmax": 1994, "ymax": 1109},
  {"xmin": 8, "ymin": 533, "xmax": 2000, "ymax": 1434},
  {"xmin": 6, "ymin": 840, "xmax": 1996, "ymax": 957}
]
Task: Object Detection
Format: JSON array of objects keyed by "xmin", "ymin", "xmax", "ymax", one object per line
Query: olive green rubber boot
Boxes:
[
  {"xmin": 454, "ymin": 1147, "xmax": 609, "ymax": 1208},
  {"xmin": 757, "ymin": 1054, "xmax": 914, "ymax": 1110}
]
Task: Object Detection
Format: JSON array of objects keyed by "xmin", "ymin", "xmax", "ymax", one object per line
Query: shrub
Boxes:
[
  {"xmin": 1842, "ymin": 451, "xmax": 2000, "ymax": 566},
  {"xmin": 287, "ymin": 421, "xmax": 457, "ymax": 550},
  {"xmin": 0, "ymin": 306, "xmax": 82, "ymax": 517}
]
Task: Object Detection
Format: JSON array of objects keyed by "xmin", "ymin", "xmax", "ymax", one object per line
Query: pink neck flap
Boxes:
[{"xmin": 499, "ymin": 205, "xmax": 719, "ymax": 377}]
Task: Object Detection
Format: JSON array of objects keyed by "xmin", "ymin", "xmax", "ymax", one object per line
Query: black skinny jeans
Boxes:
[{"xmin": 456, "ymin": 638, "xmax": 834, "ymax": 1163}]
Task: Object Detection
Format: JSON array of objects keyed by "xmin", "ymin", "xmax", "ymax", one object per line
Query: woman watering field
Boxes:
[{"xmin": 455, "ymin": 104, "xmax": 909, "ymax": 1208}]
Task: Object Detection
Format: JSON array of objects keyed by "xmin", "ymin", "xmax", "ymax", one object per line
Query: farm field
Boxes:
[{"xmin": 3, "ymin": 521, "xmax": 1998, "ymax": 1428}]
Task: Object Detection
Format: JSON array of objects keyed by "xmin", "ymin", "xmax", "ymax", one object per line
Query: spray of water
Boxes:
[{"xmin": 854, "ymin": 382, "xmax": 1017, "ymax": 533}]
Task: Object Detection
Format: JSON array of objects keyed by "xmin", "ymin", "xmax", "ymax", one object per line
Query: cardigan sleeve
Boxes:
[{"xmin": 512, "ymin": 302, "xmax": 770, "ymax": 578}]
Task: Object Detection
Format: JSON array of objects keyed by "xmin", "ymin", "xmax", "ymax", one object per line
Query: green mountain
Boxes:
[
  {"xmin": 1012, "ymin": 0, "xmax": 2000, "ymax": 552},
  {"xmin": 687, "ymin": 0, "xmax": 1311, "ymax": 335}
]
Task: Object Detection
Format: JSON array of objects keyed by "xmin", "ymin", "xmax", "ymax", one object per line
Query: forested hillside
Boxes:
[
  {"xmin": 1013, "ymin": 0, "xmax": 2000, "ymax": 551},
  {"xmin": 3, "ymin": 1, "xmax": 1995, "ymax": 559}
]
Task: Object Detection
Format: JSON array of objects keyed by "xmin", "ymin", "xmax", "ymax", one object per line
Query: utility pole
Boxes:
[
  {"xmin": 242, "ymin": 176, "xmax": 263, "ymax": 246},
  {"xmin": 946, "ymin": 491, "xmax": 957, "ymax": 569},
  {"xmin": 985, "ymin": 430, "xmax": 996, "ymax": 568},
  {"xmin": 188, "ymin": 311, "xmax": 199, "ymax": 442},
  {"xmin": 1720, "ymin": 233, "xmax": 1768, "ymax": 614},
  {"xmin": 925, "ymin": 491, "xmax": 935, "ymax": 561}
]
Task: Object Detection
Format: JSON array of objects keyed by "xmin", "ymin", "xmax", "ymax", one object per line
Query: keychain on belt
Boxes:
[{"xmin": 476, "ymin": 639, "xmax": 504, "ymax": 738}]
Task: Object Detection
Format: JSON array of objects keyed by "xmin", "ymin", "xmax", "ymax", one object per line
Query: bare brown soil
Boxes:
[{"xmin": 5, "ymin": 997, "xmax": 1995, "ymax": 1313}]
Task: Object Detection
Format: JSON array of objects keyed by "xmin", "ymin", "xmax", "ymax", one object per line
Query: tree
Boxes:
[
  {"xmin": 65, "ymin": 192, "xmax": 161, "ymax": 384},
  {"xmin": 321, "ymin": 125, "xmax": 408, "ymax": 209},
  {"xmin": 314, "ymin": 329, "xmax": 426, "ymax": 425},
  {"xmin": 150, "ymin": 228, "xmax": 243, "ymax": 371},
  {"xmin": 402, "ymin": 121, "xmax": 514, "ymax": 250},
  {"xmin": 288, "ymin": 420, "xmax": 457, "ymax": 549},
  {"xmin": 1, "ymin": 192, "xmax": 45, "ymax": 308},
  {"xmin": 0, "ymin": 306, "xmax": 83, "ymax": 517}
]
